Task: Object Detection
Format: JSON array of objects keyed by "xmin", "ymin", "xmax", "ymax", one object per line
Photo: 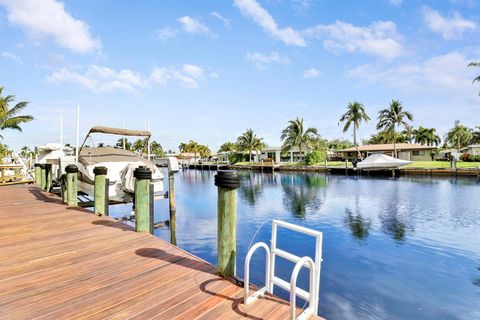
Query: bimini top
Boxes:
[{"xmin": 88, "ymin": 126, "xmax": 151, "ymax": 137}]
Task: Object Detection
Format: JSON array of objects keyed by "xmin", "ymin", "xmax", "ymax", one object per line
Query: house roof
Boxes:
[{"xmin": 339, "ymin": 143, "xmax": 436, "ymax": 153}]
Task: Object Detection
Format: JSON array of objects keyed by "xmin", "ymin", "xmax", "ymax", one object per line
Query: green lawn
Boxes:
[
  {"xmin": 230, "ymin": 160, "xmax": 480, "ymax": 169},
  {"xmin": 406, "ymin": 161, "xmax": 480, "ymax": 169}
]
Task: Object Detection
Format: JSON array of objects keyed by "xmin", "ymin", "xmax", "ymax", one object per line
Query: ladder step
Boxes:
[
  {"xmin": 274, "ymin": 249, "xmax": 313, "ymax": 269},
  {"xmin": 272, "ymin": 276, "xmax": 310, "ymax": 300}
]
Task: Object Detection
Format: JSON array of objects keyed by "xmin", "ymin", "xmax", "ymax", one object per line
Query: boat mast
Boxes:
[
  {"xmin": 75, "ymin": 106, "xmax": 80, "ymax": 163},
  {"xmin": 147, "ymin": 118, "xmax": 151, "ymax": 160},
  {"xmin": 60, "ymin": 112, "xmax": 63, "ymax": 147}
]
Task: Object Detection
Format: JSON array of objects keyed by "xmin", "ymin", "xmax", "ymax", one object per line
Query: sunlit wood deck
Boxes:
[{"xmin": 0, "ymin": 185, "xmax": 321, "ymax": 319}]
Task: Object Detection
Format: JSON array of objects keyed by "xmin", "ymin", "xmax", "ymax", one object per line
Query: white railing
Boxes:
[{"xmin": 244, "ymin": 219, "xmax": 323, "ymax": 319}]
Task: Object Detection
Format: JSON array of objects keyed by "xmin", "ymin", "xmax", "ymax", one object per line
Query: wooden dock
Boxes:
[{"xmin": 0, "ymin": 185, "xmax": 321, "ymax": 319}]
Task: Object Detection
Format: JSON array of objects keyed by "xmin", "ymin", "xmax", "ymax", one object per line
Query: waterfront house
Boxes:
[
  {"xmin": 258, "ymin": 147, "xmax": 337, "ymax": 163},
  {"xmin": 461, "ymin": 144, "xmax": 480, "ymax": 156},
  {"xmin": 339, "ymin": 143, "xmax": 436, "ymax": 161}
]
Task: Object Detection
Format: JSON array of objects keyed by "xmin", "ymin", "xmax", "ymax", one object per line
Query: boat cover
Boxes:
[
  {"xmin": 357, "ymin": 153, "xmax": 412, "ymax": 170},
  {"xmin": 88, "ymin": 126, "xmax": 151, "ymax": 137},
  {"xmin": 79, "ymin": 147, "xmax": 156, "ymax": 172}
]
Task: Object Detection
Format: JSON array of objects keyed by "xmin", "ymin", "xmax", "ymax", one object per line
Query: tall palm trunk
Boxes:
[
  {"xmin": 249, "ymin": 149, "xmax": 252, "ymax": 163},
  {"xmin": 393, "ymin": 128, "xmax": 397, "ymax": 158}
]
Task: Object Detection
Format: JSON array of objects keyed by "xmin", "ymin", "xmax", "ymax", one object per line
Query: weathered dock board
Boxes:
[{"xmin": 0, "ymin": 185, "xmax": 321, "ymax": 319}]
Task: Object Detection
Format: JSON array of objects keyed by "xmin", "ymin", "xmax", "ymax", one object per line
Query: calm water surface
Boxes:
[{"xmin": 111, "ymin": 169, "xmax": 480, "ymax": 320}]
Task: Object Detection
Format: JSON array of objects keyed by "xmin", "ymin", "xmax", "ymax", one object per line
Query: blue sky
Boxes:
[{"xmin": 0, "ymin": 0, "xmax": 479, "ymax": 151}]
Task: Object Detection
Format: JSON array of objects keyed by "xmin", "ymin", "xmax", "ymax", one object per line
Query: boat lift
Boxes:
[{"xmin": 244, "ymin": 220, "xmax": 323, "ymax": 320}]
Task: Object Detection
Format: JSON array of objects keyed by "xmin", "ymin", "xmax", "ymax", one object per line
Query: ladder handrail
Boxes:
[
  {"xmin": 243, "ymin": 220, "xmax": 323, "ymax": 319},
  {"xmin": 244, "ymin": 242, "xmax": 271, "ymax": 304},
  {"xmin": 290, "ymin": 256, "xmax": 315, "ymax": 320}
]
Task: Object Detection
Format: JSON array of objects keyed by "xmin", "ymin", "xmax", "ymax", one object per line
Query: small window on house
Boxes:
[{"xmin": 412, "ymin": 151, "xmax": 420, "ymax": 156}]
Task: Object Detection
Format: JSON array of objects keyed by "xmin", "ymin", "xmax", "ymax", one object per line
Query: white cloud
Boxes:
[
  {"xmin": 210, "ymin": 11, "xmax": 230, "ymax": 27},
  {"xmin": 246, "ymin": 51, "xmax": 290, "ymax": 70},
  {"xmin": 1, "ymin": 51, "xmax": 23, "ymax": 64},
  {"xmin": 48, "ymin": 64, "xmax": 213, "ymax": 92},
  {"xmin": 156, "ymin": 27, "xmax": 177, "ymax": 41},
  {"xmin": 303, "ymin": 68, "xmax": 322, "ymax": 79},
  {"xmin": 177, "ymin": 16, "xmax": 209, "ymax": 34},
  {"xmin": 233, "ymin": 0, "xmax": 404, "ymax": 60},
  {"xmin": 304, "ymin": 20, "xmax": 404, "ymax": 60},
  {"xmin": 346, "ymin": 52, "xmax": 477, "ymax": 96},
  {"xmin": 0, "ymin": 0, "xmax": 100, "ymax": 53},
  {"xmin": 422, "ymin": 6, "xmax": 477, "ymax": 39},
  {"xmin": 151, "ymin": 64, "xmax": 205, "ymax": 89},
  {"xmin": 47, "ymin": 65, "xmax": 148, "ymax": 93},
  {"xmin": 234, "ymin": 0, "xmax": 306, "ymax": 46},
  {"xmin": 291, "ymin": 0, "xmax": 313, "ymax": 12}
]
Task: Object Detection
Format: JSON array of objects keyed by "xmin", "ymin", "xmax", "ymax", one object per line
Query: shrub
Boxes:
[
  {"xmin": 304, "ymin": 150, "xmax": 327, "ymax": 165},
  {"xmin": 228, "ymin": 153, "xmax": 245, "ymax": 164}
]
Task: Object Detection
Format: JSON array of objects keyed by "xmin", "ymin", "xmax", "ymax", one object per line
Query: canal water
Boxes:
[{"xmin": 111, "ymin": 169, "xmax": 480, "ymax": 320}]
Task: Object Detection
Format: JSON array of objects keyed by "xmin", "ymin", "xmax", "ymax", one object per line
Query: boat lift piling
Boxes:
[
  {"xmin": 134, "ymin": 166, "xmax": 154, "ymax": 234},
  {"xmin": 168, "ymin": 170, "xmax": 177, "ymax": 245},
  {"xmin": 45, "ymin": 163, "xmax": 53, "ymax": 192},
  {"xmin": 34, "ymin": 163, "xmax": 41, "ymax": 185},
  {"xmin": 214, "ymin": 170, "xmax": 240, "ymax": 277},
  {"xmin": 65, "ymin": 164, "xmax": 78, "ymax": 207},
  {"xmin": 40, "ymin": 164, "xmax": 46, "ymax": 190},
  {"xmin": 93, "ymin": 166, "xmax": 109, "ymax": 216}
]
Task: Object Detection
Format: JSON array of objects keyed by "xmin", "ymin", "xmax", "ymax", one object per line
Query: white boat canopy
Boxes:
[
  {"xmin": 357, "ymin": 153, "xmax": 412, "ymax": 170},
  {"xmin": 88, "ymin": 126, "xmax": 151, "ymax": 137}
]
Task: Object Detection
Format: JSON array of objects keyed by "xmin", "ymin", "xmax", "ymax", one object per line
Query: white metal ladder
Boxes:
[{"xmin": 244, "ymin": 219, "xmax": 323, "ymax": 320}]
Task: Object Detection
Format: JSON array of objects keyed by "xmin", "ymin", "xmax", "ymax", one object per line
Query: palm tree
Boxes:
[
  {"xmin": 281, "ymin": 117, "xmax": 318, "ymax": 161},
  {"xmin": 376, "ymin": 100, "xmax": 414, "ymax": 158},
  {"xmin": 236, "ymin": 129, "xmax": 264, "ymax": 163},
  {"xmin": 20, "ymin": 145, "xmax": 30, "ymax": 157},
  {"xmin": 468, "ymin": 62, "xmax": 480, "ymax": 95},
  {"xmin": 115, "ymin": 138, "xmax": 132, "ymax": 150},
  {"xmin": 472, "ymin": 126, "xmax": 480, "ymax": 144},
  {"xmin": 150, "ymin": 140, "xmax": 165, "ymax": 157},
  {"xmin": 413, "ymin": 127, "xmax": 441, "ymax": 146},
  {"xmin": 445, "ymin": 120, "xmax": 473, "ymax": 151},
  {"xmin": 0, "ymin": 86, "xmax": 33, "ymax": 139},
  {"xmin": 218, "ymin": 142, "xmax": 237, "ymax": 153},
  {"xmin": 339, "ymin": 101, "xmax": 370, "ymax": 146}
]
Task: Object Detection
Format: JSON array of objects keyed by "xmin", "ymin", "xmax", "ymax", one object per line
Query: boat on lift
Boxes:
[
  {"xmin": 76, "ymin": 126, "xmax": 164, "ymax": 203},
  {"xmin": 357, "ymin": 153, "xmax": 412, "ymax": 171}
]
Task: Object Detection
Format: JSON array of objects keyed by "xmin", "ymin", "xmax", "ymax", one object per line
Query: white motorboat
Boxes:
[
  {"xmin": 76, "ymin": 126, "xmax": 164, "ymax": 203},
  {"xmin": 37, "ymin": 143, "xmax": 75, "ymax": 183},
  {"xmin": 356, "ymin": 153, "xmax": 412, "ymax": 171}
]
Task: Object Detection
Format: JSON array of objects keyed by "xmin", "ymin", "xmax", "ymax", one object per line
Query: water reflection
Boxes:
[
  {"xmin": 280, "ymin": 174, "xmax": 326, "ymax": 219},
  {"xmin": 379, "ymin": 183, "xmax": 413, "ymax": 242},
  {"xmin": 239, "ymin": 173, "xmax": 265, "ymax": 206},
  {"xmin": 344, "ymin": 209, "xmax": 371, "ymax": 241}
]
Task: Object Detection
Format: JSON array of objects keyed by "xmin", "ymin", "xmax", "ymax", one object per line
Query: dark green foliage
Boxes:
[{"xmin": 304, "ymin": 150, "xmax": 327, "ymax": 165}]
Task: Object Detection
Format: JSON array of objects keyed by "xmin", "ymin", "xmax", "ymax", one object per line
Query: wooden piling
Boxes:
[
  {"xmin": 34, "ymin": 163, "xmax": 41, "ymax": 185},
  {"xmin": 40, "ymin": 164, "xmax": 46, "ymax": 190},
  {"xmin": 214, "ymin": 170, "xmax": 240, "ymax": 277},
  {"xmin": 65, "ymin": 164, "xmax": 78, "ymax": 207},
  {"xmin": 45, "ymin": 164, "xmax": 53, "ymax": 192},
  {"xmin": 169, "ymin": 170, "xmax": 177, "ymax": 245},
  {"xmin": 93, "ymin": 166, "xmax": 109, "ymax": 216},
  {"xmin": 134, "ymin": 166, "xmax": 153, "ymax": 234}
]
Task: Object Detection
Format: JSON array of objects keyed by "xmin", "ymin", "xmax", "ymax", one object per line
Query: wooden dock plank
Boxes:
[{"xmin": 0, "ymin": 185, "xmax": 322, "ymax": 319}]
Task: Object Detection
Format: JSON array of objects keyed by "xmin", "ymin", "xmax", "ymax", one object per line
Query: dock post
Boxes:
[
  {"xmin": 40, "ymin": 164, "xmax": 46, "ymax": 190},
  {"xmin": 60, "ymin": 174, "xmax": 67, "ymax": 204},
  {"xmin": 134, "ymin": 166, "xmax": 153, "ymax": 234},
  {"xmin": 214, "ymin": 170, "xmax": 240, "ymax": 277},
  {"xmin": 45, "ymin": 164, "xmax": 53, "ymax": 192},
  {"xmin": 34, "ymin": 163, "xmax": 41, "ymax": 185},
  {"xmin": 65, "ymin": 164, "xmax": 78, "ymax": 207},
  {"xmin": 169, "ymin": 170, "xmax": 177, "ymax": 245},
  {"xmin": 94, "ymin": 166, "xmax": 109, "ymax": 216}
]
